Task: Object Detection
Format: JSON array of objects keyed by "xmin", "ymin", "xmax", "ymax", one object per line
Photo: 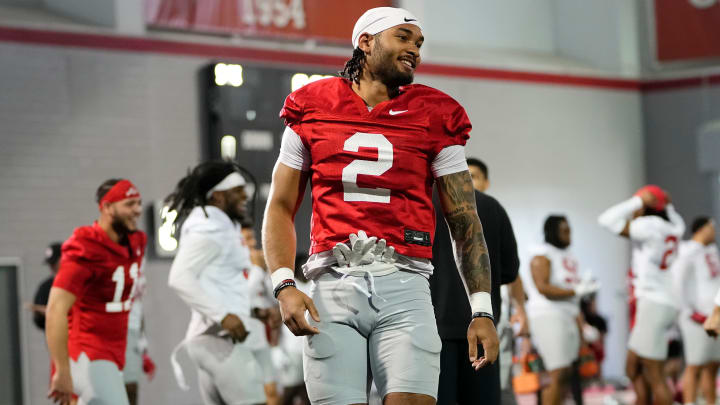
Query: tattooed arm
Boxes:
[
  {"xmin": 436, "ymin": 170, "xmax": 491, "ymax": 295},
  {"xmin": 436, "ymin": 170, "xmax": 498, "ymax": 368}
]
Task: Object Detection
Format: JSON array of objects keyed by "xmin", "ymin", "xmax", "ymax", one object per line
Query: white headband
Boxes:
[
  {"xmin": 351, "ymin": 7, "xmax": 422, "ymax": 49},
  {"xmin": 206, "ymin": 172, "xmax": 246, "ymax": 199}
]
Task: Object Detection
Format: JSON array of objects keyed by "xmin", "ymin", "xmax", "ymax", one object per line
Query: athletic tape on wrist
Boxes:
[
  {"xmin": 469, "ymin": 292, "xmax": 493, "ymax": 316},
  {"xmin": 271, "ymin": 267, "xmax": 295, "ymax": 290}
]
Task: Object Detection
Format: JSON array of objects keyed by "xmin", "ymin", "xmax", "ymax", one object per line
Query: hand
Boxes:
[
  {"xmin": 467, "ymin": 317, "xmax": 499, "ymax": 370},
  {"xmin": 691, "ymin": 311, "xmax": 708, "ymax": 325},
  {"xmin": 333, "ymin": 230, "xmax": 378, "ymax": 267},
  {"xmin": 373, "ymin": 238, "xmax": 396, "ymax": 264},
  {"xmin": 221, "ymin": 313, "xmax": 249, "ymax": 343},
  {"xmin": 573, "ymin": 279, "xmax": 600, "ymax": 297},
  {"xmin": 704, "ymin": 306, "xmax": 720, "ymax": 338},
  {"xmin": 253, "ymin": 307, "xmax": 270, "ymax": 321},
  {"xmin": 48, "ymin": 367, "xmax": 73, "ymax": 405},
  {"xmin": 510, "ymin": 309, "xmax": 529, "ymax": 337},
  {"xmin": 277, "ymin": 286, "xmax": 320, "ymax": 336},
  {"xmin": 638, "ymin": 189, "xmax": 658, "ymax": 209},
  {"xmin": 142, "ymin": 352, "xmax": 156, "ymax": 381}
]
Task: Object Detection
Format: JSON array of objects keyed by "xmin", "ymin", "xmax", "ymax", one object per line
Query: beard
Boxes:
[
  {"xmin": 369, "ymin": 41, "xmax": 414, "ymax": 89},
  {"xmin": 110, "ymin": 212, "xmax": 136, "ymax": 236},
  {"xmin": 224, "ymin": 201, "xmax": 247, "ymax": 223}
]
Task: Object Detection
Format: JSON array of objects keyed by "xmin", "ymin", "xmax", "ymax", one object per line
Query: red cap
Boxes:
[
  {"xmin": 99, "ymin": 179, "xmax": 140, "ymax": 209},
  {"xmin": 634, "ymin": 184, "xmax": 667, "ymax": 211}
]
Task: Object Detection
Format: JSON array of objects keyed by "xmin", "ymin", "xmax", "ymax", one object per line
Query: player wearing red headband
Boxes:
[
  {"xmin": 46, "ymin": 178, "xmax": 146, "ymax": 405},
  {"xmin": 598, "ymin": 185, "xmax": 685, "ymax": 405}
]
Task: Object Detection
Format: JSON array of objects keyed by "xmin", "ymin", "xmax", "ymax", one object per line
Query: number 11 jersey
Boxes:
[
  {"xmin": 53, "ymin": 223, "xmax": 147, "ymax": 369},
  {"xmin": 279, "ymin": 77, "xmax": 471, "ymax": 259}
]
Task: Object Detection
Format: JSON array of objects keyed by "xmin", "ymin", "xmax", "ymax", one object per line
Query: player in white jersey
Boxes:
[
  {"xmin": 672, "ymin": 217, "xmax": 720, "ymax": 405},
  {"xmin": 241, "ymin": 222, "xmax": 282, "ymax": 405},
  {"xmin": 523, "ymin": 215, "xmax": 599, "ymax": 405},
  {"xmin": 166, "ymin": 161, "xmax": 267, "ymax": 405},
  {"xmin": 598, "ymin": 185, "xmax": 685, "ymax": 405}
]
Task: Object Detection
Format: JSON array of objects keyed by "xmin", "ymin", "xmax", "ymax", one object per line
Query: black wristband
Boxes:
[
  {"xmin": 472, "ymin": 311, "xmax": 494, "ymax": 323},
  {"xmin": 273, "ymin": 280, "xmax": 296, "ymax": 298}
]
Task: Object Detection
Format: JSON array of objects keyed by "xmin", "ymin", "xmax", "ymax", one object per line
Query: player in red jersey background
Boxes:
[
  {"xmin": 263, "ymin": 7, "xmax": 497, "ymax": 405},
  {"xmin": 46, "ymin": 178, "xmax": 146, "ymax": 405}
]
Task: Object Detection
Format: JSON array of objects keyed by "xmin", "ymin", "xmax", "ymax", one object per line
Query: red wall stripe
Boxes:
[{"xmin": 0, "ymin": 25, "xmax": 717, "ymax": 92}]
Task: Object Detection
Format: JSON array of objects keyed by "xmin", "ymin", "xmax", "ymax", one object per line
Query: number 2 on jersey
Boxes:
[
  {"xmin": 106, "ymin": 262, "xmax": 139, "ymax": 313},
  {"xmin": 659, "ymin": 235, "xmax": 678, "ymax": 270},
  {"xmin": 342, "ymin": 132, "xmax": 393, "ymax": 203}
]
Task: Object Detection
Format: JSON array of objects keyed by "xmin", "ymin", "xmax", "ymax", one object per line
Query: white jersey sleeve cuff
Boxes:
[
  {"xmin": 432, "ymin": 145, "xmax": 468, "ymax": 178},
  {"xmin": 278, "ymin": 126, "xmax": 310, "ymax": 171}
]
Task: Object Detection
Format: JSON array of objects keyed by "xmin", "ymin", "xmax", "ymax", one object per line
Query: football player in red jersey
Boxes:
[
  {"xmin": 46, "ymin": 179, "xmax": 146, "ymax": 405},
  {"xmin": 262, "ymin": 7, "xmax": 497, "ymax": 405}
]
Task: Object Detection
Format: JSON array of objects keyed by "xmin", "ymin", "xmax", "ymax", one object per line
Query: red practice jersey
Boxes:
[
  {"xmin": 52, "ymin": 223, "xmax": 146, "ymax": 369},
  {"xmin": 280, "ymin": 77, "xmax": 471, "ymax": 259}
]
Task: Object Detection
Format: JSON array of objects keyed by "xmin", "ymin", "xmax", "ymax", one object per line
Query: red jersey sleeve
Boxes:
[
  {"xmin": 52, "ymin": 227, "xmax": 107, "ymax": 297},
  {"xmin": 53, "ymin": 258, "xmax": 93, "ymax": 297},
  {"xmin": 442, "ymin": 102, "xmax": 471, "ymax": 148},
  {"xmin": 414, "ymin": 86, "xmax": 471, "ymax": 155},
  {"xmin": 279, "ymin": 90, "xmax": 304, "ymax": 131}
]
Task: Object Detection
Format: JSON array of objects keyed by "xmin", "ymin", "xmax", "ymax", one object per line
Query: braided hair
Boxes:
[
  {"xmin": 164, "ymin": 161, "xmax": 251, "ymax": 231},
  {"xmin": 339, "ymin": 47, "xmax": 367, "ymax": 83}
]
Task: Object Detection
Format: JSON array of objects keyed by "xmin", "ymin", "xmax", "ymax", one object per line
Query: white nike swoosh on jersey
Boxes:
[
  {"xmin": 389, "ymin": 109, "xmax": 408, "ymax": 115},
  {"xmin": 399, "ymin": 277, "xmax": 414, "ymax": 283}
]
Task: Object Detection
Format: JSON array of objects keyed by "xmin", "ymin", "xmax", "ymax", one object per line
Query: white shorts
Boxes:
[
  {"xmin": 628, "ymin": 298, "xmax": 678, "ymax": 360},
  {"xmin": 303, "ymin": 270, "xmax": 441, "ymax": 405},
  {"xmin": 123, "ymin": 328, "xmax": 142, "ymax": 384},
  {"xmin": 271, "ymin": 345, "xmax": 304, "ymax": 387},
  {"xmin": 186, "ymin": 334, "xmax": 266, "ymax": 405},
  {"xmin": 529, "ymin": 312, "xmax": 579, "ymax": 371},
  {"xmin": 70, "ymin": 352, "xmax": 129, "ymax": 405},
  {"xmin": 679, "ymin": 313, "xmax": 720, "ymax": 365},
  {"xmin": 252, "ymin": 347, "xmax": 277, "ymax": 385}
]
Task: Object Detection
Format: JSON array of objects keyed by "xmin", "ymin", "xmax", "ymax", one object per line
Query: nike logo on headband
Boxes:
[{"xmin": 404, "ymin": 18, "xmax": 417, "ymax": 22}]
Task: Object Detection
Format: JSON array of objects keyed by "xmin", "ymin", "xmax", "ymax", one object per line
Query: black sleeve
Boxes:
[
  {"xmin": 32, "ymin": 277, "xmax": 53, "ymax": 330},
  {"xmin": 497, "ymin": 203, "xmax": 519, "ymax": 285}
]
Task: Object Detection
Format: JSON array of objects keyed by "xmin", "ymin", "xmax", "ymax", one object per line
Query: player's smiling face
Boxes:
[
  {"xmin": 368, "ymin": 24, "xmax": 423, "ymax": 88},
  {"xmin": 110, "ymin": 197, "xmax": 142, "ymax": 234},
  {"xmin": 224, "ymin": 185, "xmax": 248, "ymax": 221}
]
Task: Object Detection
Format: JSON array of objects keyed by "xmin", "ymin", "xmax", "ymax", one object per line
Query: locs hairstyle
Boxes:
[
  {"xmin": 339, "ymin": 47, "xmax": 367, "ymax": 84},
  {"xmin": 165, "ymin": 161, "xmax": 255, "ymax": 231}
]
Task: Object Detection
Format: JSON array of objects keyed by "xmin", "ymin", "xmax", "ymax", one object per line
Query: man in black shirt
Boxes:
[
  {"xmin": 30, "ymin": 242, "xmax": 62, "ymax": 330},
  {"xmin": 431, "ymin": 158, "xmax": 520, "ymax": 405}
]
